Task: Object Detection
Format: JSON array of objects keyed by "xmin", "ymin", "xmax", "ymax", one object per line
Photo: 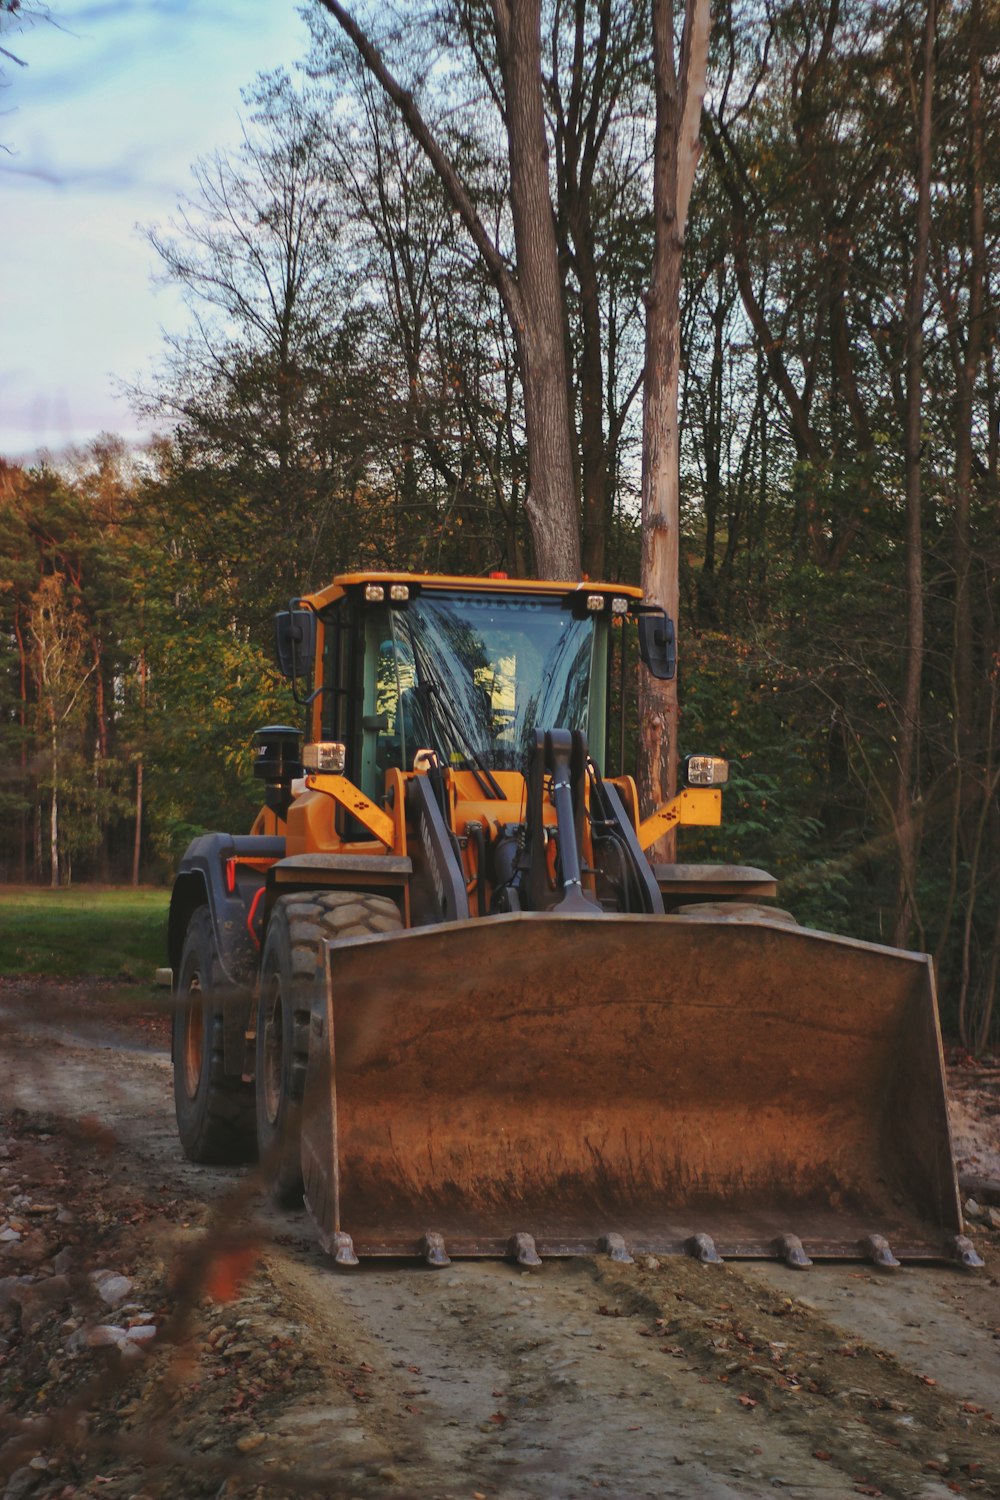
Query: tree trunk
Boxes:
[
  {"xmin": 893, "ymin": 0, "xmax": 936, "ymax": 948},
  {"xmin": 93, "ymin": 646, "xmax": 111, "ymax": 882},
  {"xmin": 637, "ymin": 0, "xmax": 711, "ymax": 851},
  {"xmin": 493, "ymin": 0, "xmax": 580, "ymax": 578},
  {"xmin": 13, "ymin": 606, "xmax": 28, "ymax": 883},
  {"xmin": 49, "ymin": 712, "xmax": 59, "ymax": 889},
  {"xmin": 132, "ymin": 758, "xmax": 144, "ymax": 887},
  {"xmin": 953, "ymin": 0, "xmax": 985, "ymax": 766},
  {"xmin": 319, "ymin": 0, "xmax": 580, "ymax": 579},
  {"xmin": 132, "ymin": 648, "xmax": 147, "ymax": 887}
]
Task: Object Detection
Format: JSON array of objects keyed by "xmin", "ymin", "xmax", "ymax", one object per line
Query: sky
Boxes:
[{"xmin": 1, "ymin": 1, "xmax": 317, "ymax": 462}]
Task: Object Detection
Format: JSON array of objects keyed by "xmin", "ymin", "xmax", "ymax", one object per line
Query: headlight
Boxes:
[
  {"xmin": 683, "ymin": 755, "xmax": 729, "ymax": 787},
  {"xmin": 586, "ymin": 593, "xmax": 605, "ymax": 612},
  {"xmin": 364, "ymin": 583, "xmax": 385, "ymax": 602},
  {"xmin": 302, "ymin": 741, "xmax": 347, "ymax": 773},
  {"xmin": 610, "ymin": 597, "xmax": 629, "ymax": 616}
]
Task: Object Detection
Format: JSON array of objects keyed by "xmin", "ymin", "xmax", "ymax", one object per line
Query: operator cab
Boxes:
[{"xmin": 288, "ymin": 575, "xmax": 648, "ymax": 803}]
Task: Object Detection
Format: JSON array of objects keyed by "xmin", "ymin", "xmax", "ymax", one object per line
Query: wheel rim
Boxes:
[
  {"xmin": 261, "ymin": 976, "xmax": 284, "ymax": 1129},
  {"xmin": 182, "ymin": 976, "xmax": 204, "ymax": 1099}
]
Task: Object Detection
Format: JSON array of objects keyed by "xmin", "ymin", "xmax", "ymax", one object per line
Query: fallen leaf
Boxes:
[
  {"xmin": 738, "ymin": 1394, "xmax": 757, "ymax": 1408},
  {"xmin": 813, "ymin": 1451, "xmax": 831, "ymax": 1462},
  {"xmin": 919, "ymin": 1375, "xmax": 938, "ymax": 1386},
  {"xmin": 78, "ymin": 1117, "xmax": 118, "ymax": 1153},
  {"xmin": 204, "ymin": 1244, "xmax": 259, "ymax": 1303},
  {"xmin": 488, "ymin": 1412, "xmax": 507, "ymax": 1425}
]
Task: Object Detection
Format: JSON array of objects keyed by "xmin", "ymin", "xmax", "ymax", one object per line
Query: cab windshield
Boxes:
[{"xmin": 374, "ymin": 592, "xmax": 595, "ymax": 774}]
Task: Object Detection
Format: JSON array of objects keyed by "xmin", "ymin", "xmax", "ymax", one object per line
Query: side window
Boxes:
[
  {"xmin": 374, "ymin": 632, "xmax": 403, "ymax": 772},
  {"xmin": 320, "ymin": 602, "xmax": 350, "ymax": 742},
  {"xmin": 360, "ymin": 610, "xmax": 404, "ymax": 795}
]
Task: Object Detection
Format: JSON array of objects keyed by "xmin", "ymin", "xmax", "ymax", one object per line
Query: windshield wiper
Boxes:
[{"xmin": 407, "ymin": 637, "xmax": 504, "ymax": 800}]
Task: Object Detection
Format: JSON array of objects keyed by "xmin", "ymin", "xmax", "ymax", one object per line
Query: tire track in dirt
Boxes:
[{"xmin": 3, "ymin": 1000, "xmax": 1000, "ymax": 1500}]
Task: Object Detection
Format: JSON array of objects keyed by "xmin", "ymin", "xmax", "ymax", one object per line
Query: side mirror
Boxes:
[
  {"xmin": 274, "ymin": 607, "xmax": 317, "ymax": 681},
  {"xmin": 637, "ymin": 609, "xmax": 677, "ymax": 681}
]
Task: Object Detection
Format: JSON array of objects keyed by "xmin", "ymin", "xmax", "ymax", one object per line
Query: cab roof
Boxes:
[{"xmin": 302, "ymin": 571, "xmax": 645, "ymax": 612}]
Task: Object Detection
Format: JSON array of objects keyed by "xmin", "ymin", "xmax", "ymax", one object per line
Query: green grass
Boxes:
[{"xmin": 0, "ymin": 885, "xmax": 170, "ymax": 979}]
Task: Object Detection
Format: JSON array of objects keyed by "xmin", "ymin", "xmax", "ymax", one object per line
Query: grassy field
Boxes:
[{"xmin": 0, "ymin": 885, "xmax": 170, "ymax": 979}]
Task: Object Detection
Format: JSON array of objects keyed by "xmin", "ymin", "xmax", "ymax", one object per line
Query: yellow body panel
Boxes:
[
  {"xmin": 308, "ymin": 773, "xmax": 396, "ymax": 848},
  {"xmin": 637, "ymin": 788, "xmax": 721, "ymax": 851}
]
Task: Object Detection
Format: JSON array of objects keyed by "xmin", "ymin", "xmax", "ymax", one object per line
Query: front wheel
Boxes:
[
  {"xmin": 172, "ymin": 907, "xmax": 257, "ymax": 1164},
  {"xmin": 255, "ymin": 891, "xmax": 403, "ymax": 1206}
]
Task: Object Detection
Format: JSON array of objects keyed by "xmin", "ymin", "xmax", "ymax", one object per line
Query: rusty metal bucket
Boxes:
[{"xmin": 300, "ymin": 912, "xmax": 966, "ymax": 1264}]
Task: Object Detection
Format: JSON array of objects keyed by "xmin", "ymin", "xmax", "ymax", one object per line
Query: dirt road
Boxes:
[{"xmin": 2, "ymin": 985, "xmax": 999, "ymax": 1500}]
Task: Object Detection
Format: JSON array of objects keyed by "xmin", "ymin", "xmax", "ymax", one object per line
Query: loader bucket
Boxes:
[{"xmin": 300, "ymin": 912, "xmax": 965, "ymax": 1264}]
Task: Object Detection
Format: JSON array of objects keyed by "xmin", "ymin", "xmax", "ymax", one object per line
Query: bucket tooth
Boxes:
[
  {"xmin": 863, "ymin": 1233, "xmax": 900, "ymax": 1269},
  {"xmin": 509, "ymin": 1232, "xmax": 542, "ymax": 1268},
  {"xmin": 421, "ymin": 1231, "xmax": 451, "ymax": 1268},
  {"xmin": 949, "ymin": 1233, "xmax": 985, "ymax": 1270},
  {"xmin": 774, "ymin": 1233, "xmax": 812, "ymax": 1268},
  {"xmin": 332, "ymin": 1231, "xmax": 359, "ymax": 1268},
  {"xmin": 685, "ymin": 1233, "xmax": 722, "ymax": 1265},
  {"xmin": 599, "ymin": 1232, "xmax": 633, "ymax": 1265}
]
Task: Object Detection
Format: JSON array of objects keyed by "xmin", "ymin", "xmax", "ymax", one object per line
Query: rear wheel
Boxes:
[
  {"xmin": 172, "ymin": 907, "xmax": 257, "ymax": 1163},
  {"xmin": 256, "ymin": 891, "xmax": 403, "ymax": 1206},
  {"xmin": 674, "ymin": 901, "xmax": 798, "ymax": 925}
]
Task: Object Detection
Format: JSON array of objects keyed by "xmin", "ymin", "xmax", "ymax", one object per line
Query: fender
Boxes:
[{"xmin": 168, "ymin": 832, "xmax": 286, "ymax": 987}]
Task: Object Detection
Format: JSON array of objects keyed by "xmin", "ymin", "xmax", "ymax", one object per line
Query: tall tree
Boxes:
[
  {"xmin": 638, "ymin": 0, "xmax": 711, "ymax": 837},
  {"xmin": 893, "ymin": 0, "xmax": 936, "ymax": 947},
  {"xmin": 316, "ymin": 0, "xmax": 581, "ymax": 578}
]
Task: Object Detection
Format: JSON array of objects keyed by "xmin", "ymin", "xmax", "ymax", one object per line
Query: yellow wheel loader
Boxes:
[{"xmin": 167, "ymin": 572, "xmax": 981, "ymax": 1270}]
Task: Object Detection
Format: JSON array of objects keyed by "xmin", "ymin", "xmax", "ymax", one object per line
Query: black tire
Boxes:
[
  {"xmin": 172, "ymin": 907, "xmax": 257, "ymax": 1164},
  {"xmin": 256, "ymin": 891, "xmax": 403, "ymax": 1207},
  {"xmin": 674, "ymin": 900, "xmax": 799, "ymax": 925}
]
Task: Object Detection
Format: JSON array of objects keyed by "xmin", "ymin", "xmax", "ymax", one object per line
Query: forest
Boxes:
[{"xmin": 1, "ymin": 0, "xmax": 998, "ymax": 1049}]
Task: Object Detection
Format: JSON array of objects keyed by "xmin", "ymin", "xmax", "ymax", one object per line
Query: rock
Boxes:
[
  {"xmin": 52, "ymin": 1249, "xmax": 73, "ymax": 1276},
  {"xmin": 13, "ymin": 1276, "xmax": 71, "ymax": 1332},
  {"xmin": 964, "ymin": 1197, "xmax": 983, "ymax": 1220},
  {"xmin": 0, "ymin": 1275, "xmax": 32, "ymax": 1310},
  {"xmin": 72, "ymin": 1324, "xmax": 127, "ymax": 1350},
  {"xmin": 234, "ymin": 1432, "xmax": 267, "ymax": 1453},
  {"xmin": 5, "ymin": 1239, "xmax": 53, "ymax": 1268},
  {"xmin": 2, "ymin": 1467, "xmax": 39, "ymax": 1500},
  {"xmin": 90, "ymin": 1270, "xmax": 132, "ymax": 1307},
  {"xmin": 122, "ymin": 1325, "xmax": 158, "ymax": 1349},
  {"xmin": 0, "ymin": 1228, "xmax": 22, "ymax": 1244}
]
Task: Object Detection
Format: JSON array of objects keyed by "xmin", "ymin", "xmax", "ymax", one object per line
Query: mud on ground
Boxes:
[{"xmin": 1, "ymin": 981, "xmax": 999, "ymax": 1500}]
